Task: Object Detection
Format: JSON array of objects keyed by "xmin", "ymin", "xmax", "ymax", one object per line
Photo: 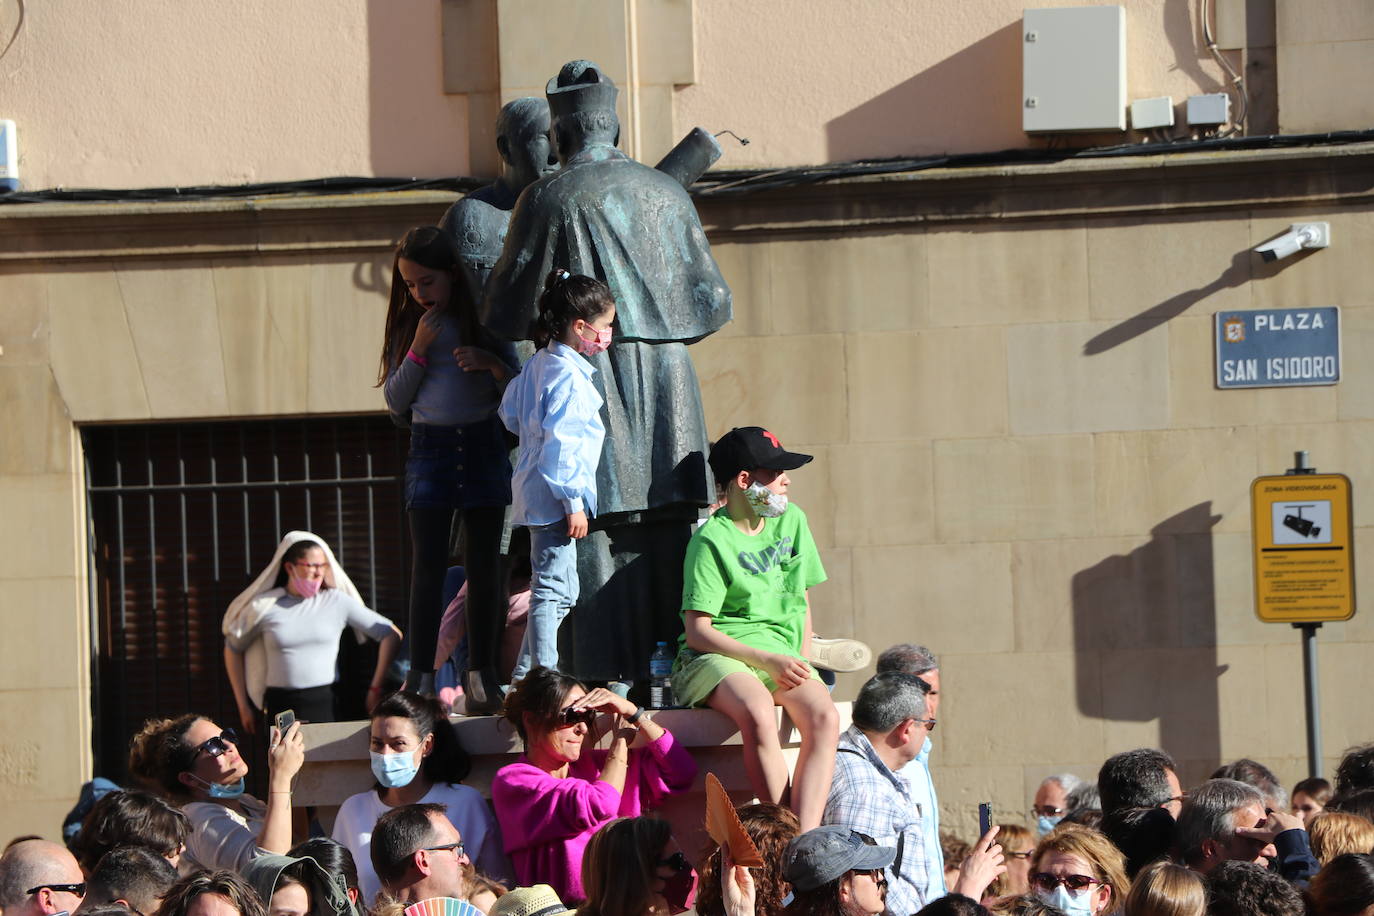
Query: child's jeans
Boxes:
[{"xmin": 511, "ymin": 520, "xmax": 579, "ymax": 681}]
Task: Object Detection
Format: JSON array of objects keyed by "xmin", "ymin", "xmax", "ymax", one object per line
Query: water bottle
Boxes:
[{"xmin": 649, "ymin": 641, "xmax": 675, "ymax": 709}]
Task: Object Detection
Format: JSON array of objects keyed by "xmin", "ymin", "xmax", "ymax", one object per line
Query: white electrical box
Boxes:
[
  {"xmin": 0, "ymin": 120, "xmax": 16, "ymax": 192},
  {"xmin": 1022, "ymin": 5, "xmax": 1127, "ymax": 133},
  {"xmin": 1131, "ymin": 96, "xmax": 1175, "ymax": 130},
  {"xmin": 1186, "ymin": 93, "xmax": 1230, "ymax": 126}
]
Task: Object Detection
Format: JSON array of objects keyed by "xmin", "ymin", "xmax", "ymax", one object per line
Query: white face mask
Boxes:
[
  {"xmin": 1039, "ymin": 884, "xmax": 1096, "ymax": 916},
  {"xmin": 743, "ymin": 480, "xmax": 788, "ymax": 517}
]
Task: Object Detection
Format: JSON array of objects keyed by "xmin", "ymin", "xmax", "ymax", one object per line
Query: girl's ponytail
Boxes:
[{"xmin": 534, "ymin": 268, "xmax": 614, "ymax": 349}]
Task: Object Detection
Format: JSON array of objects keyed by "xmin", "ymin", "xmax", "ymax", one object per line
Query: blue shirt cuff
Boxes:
[{"xmin": 563, "ymin": 497, "xmax": 584, "ymax": 514}]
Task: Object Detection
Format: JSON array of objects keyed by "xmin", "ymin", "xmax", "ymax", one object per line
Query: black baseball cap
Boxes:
[
  {"xmin": 708, "ymin": 427, "xmax": 813, "ymax": 484},
  {"xmin": 783, "ymin": 827, "xmax": 896, "ymax": 892}
]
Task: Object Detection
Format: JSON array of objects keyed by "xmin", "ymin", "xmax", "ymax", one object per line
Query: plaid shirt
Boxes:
[{"xmin": 823, "ymin": 725, "xmax": 930, "ymax": 916}]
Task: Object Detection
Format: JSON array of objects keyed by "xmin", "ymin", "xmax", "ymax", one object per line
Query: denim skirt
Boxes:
[{"xmin": 404, "ymin": 417, "xmax": 512, "ymax": 511}]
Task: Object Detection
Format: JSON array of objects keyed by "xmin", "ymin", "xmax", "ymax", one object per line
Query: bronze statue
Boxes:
[
  {"xmin": 440, "ymin": 97, "xmax": 557, "ymax": 289},
  {"xmin": 484, "ymin": 60, "xmax": 732, "ymax": 686}
]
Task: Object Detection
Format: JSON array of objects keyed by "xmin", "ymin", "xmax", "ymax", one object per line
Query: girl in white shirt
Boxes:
[{"xmin": 497, "ymin": 270, "xmax": 615, "ymax": 681}]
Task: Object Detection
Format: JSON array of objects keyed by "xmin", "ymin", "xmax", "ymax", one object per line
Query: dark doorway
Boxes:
[{"xmin": 83, "ymin": 416, "xmax": 409, "ymax": 783}]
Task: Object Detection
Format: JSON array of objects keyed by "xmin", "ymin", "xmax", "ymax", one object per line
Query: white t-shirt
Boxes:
[{"xmin": 331, "ymin": 782, "xmax": 511, "ymax": 905}]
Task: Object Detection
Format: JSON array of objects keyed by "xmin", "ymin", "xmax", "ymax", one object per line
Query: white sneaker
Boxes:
[{"xmin": 806, "ymin": 636, "xmax": 872, "ymax": 672}]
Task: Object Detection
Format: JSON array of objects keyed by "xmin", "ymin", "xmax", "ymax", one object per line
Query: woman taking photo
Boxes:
[
  {"xmin": 128, "ymin": 713, "xmax": 304, "ymax": 872},
  {"xmin": 491, "ymin": 667, "xmax": 697, "ymax": 903},
  {"xmin": 223, "ymin": 530, "xmax": 402, "ymax": 729},
  {"xmin": 331, "ymin": 690, "xmax": 509, "ymax": 904}
]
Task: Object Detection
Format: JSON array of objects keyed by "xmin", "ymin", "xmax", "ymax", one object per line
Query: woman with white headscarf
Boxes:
[{"xmin": 223, "ymin": 531, "xmax": 402, "ymax": 731}]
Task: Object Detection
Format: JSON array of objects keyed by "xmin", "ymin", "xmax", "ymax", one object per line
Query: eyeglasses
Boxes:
[
  {"xmin": 27, "ymin": 884, "xmax": 86, "ymax": 898},
  {"xmin": 913, "ymin": 717, "xmax": 937, "ymax": 732},
  {"xmin": 555, "ymin": 706, "xmax": 597, "ymax": 728},
  {"xmin": 659, "ymin": 852, "xmax": 690, "ymax": 873},
  {"xmin": 287, "ymin": 561, "xmax": 328, "ymax": 572},
  {"xmin": 192, "ymin": 728, "xmax": 240, "ymax": 761},
  {"xmin": 1031, "ymin": 805, "xmax": 1066, "ymax": 817},
  {"xmin": 422, "ymin": 842, "xmax": 465, "ymax": 859},
  {"xmin": 1161, "ymin": 794, "xmax": 1187, "ymax": 807},
  {"xmin": 1030, "ymin": 873, "xmax": 1100, "ymax": 895}
]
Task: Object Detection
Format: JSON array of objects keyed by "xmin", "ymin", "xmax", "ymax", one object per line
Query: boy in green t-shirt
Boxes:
[{"xmin": 674, "ymin": 426, "xmax": 839, "ymax": 831}]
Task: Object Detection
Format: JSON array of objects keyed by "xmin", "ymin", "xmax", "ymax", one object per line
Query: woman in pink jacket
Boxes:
[{"xmin": 491, "ymin": 667, "xmax": 697, "ymax": 903}]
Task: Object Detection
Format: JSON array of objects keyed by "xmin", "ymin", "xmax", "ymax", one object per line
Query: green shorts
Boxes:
[{"xmin": 672, "ymin": 648, "xmax": 821, "ymax": 708}]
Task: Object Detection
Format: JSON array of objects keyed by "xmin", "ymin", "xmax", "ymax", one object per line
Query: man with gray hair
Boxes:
[
  {"xmin": 1175, "ymin": 778, "xmax": 1317, "ymax": 883},
  {"xmin": 875, "ymin": 644, "xmax": 945, "ymax": 901},
  {"xmin": 823, "ymin": 671, "xmax": 934, "ymax": 913},
  {"xmin": 1032, "ymin": 773, "xmax": 1084, "ymax": 835}
]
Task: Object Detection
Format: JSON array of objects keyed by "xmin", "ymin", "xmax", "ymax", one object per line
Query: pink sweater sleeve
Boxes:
[
  {"xmin": 637, "ymin": 728, "xmax": 698, "ymax": 806},
  {"xmin": 491, "ymin": 760, "xmax": 623, "ymax": 849}
]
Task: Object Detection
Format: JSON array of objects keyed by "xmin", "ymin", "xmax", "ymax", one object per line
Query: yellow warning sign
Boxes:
[{"xmin": 1251, "ymin": 473, "xmax": 1355, "ymax": 623}]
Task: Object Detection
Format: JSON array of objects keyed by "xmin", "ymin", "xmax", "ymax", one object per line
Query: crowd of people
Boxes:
[{"xmin": 4, "ymin": 640, "xmax": 1374, "ymax": 916}]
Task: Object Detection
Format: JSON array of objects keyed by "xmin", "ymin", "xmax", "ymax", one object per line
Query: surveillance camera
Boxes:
[{"xmin": 1253, "ymin": 222, "xmax": 1330, "ymax": 263}]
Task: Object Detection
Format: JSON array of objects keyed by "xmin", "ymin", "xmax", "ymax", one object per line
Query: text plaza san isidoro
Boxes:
[{"xmin": 1216, "ymin": 307, "xmax": 1341, "ymax": 388}]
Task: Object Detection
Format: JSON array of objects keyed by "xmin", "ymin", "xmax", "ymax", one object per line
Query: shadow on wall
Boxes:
[
  {"xmin": 1074, "ymin": 502, "xmax": 1226, "ymax": 779},
  {"xmin": 824, "ymin": 21, "xmax": 1023, "ymax": 163},
  {"xmin": 1083, "ymin": 250, "xmax": 1251, "ymax": 355}
]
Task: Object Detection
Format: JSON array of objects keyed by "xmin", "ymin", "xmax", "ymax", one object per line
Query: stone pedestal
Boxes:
[{"xmin": 298, "ymin": 703, "xmax": 852, "ymax": 862}]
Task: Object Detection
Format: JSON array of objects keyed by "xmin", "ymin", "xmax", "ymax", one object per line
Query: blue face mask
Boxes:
[
  {"xmin": 1036, "ymin": 814, "xmax": 1062, "ymax": 836},
  {"xmin": 188, "ymin": 773, "xmax": 246, "ymax": 799},
  {"xmin": 1040, "ymin": 885, "xmax": 1095, "ymax": 916},
  {"xmin": 370, "ymin": 749, "xmax": 422, "ymax": 788}
]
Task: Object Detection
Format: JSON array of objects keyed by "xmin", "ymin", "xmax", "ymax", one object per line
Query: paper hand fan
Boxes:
[
  {"xmin": 403, "ymin": 898, "xmax": 486, "ymax": 916},
  {"xmin": 704, "ymin": 772, "xmax": 764, "ymax": 867}
]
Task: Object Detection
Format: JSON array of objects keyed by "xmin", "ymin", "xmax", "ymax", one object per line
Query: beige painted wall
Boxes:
[
  {"xmin": 1, "ymin": 146, "xmax": 1371, "ymax": 842},
  {"xmin": 0, "ymin": 0, "xmax": 470, "ymax": 189},
  {"xmin": 678, "ymin": 0, "xmax": 1244, "ymax": 167},
  {"xmin": 5, "ymin": 0, "xmax": 1341, "ymax": 191},
  {"xmin": 1276, "ymin": 0, "xmax": 1374, "ymax": 134}
]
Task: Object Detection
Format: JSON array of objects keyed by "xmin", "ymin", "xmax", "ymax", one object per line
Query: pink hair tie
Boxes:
[{"xmin": 406, "ymin": 349, "xmax": 429, "ymax": 368}]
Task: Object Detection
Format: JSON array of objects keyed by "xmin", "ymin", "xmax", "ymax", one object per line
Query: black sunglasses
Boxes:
[
  {"xmin": 27, "ymin": 884, "xmax": 86, "ymax": 898},
  {"xmin": 659, "ymin": 851, "xmax": 690, "ymax": 873},
  {"xmin": 187, "ymin": 728, "xmax": 240, "ymax": 766},
  {"xmin": 556, "ymin": 706, "xmax": 597, "ymax": 728}
]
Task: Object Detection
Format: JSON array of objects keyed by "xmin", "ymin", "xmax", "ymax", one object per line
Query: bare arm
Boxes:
[
  {"xmin": 222, "ymin": 646, "xmax": 259, "ymax": 736},
  {"xmin": 568, "ymin": 688, "xmax": 653, "ymax": 794},
  {"xmin": 367, "ymin": 625, "xmax": 403, "ymax": 713},
  {"xmin": 259, "ymin": 721, "xmax": 305, "ymax": 854},
  {"xmin": 684, "ymin": 610, "xmax": 811, "ymax": 691}
]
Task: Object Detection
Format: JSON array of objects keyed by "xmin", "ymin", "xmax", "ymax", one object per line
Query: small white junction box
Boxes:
[
  {"xmin": 1022, "ymin": 5, "xmax": 1127, "ymax": 133},
  {"xmin": 1131, "ymin": 96, "xmax": 1175, "ymax": 130},
  {"xmin": 0, "ymin": 120, "xmax": 16, "ymax": 192},
  {"xmin": 1186, "ymin": 93, "xmax": 1231, "ymax": 126}
]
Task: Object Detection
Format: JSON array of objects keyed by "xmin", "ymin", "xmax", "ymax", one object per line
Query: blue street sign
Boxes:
[{"xmin": 1215, "ymin": 307, "xmax": 1341, "ymax": 389}]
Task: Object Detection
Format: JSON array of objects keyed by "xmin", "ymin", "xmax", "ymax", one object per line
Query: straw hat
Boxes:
[{"xmin": 487, "ymin": 886, "xmax": 576, "ymax": 916}]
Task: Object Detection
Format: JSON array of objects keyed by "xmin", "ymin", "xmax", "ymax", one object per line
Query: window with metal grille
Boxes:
[{"xmin": 83, "ymin": 416, "xmax": 409, "ymax": 782}]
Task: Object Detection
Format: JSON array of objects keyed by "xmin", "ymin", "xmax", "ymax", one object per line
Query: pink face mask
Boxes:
[
  {"xmin": 576, "ymin": 323, "xmax": 613, "ymax": 356},
  {"xmin": 291, "ymin": 576, "xmax": 322, "ymax": 599}
]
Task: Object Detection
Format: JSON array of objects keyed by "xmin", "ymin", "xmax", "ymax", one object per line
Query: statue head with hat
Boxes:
[{"xmin": 546, "ymin": 59, "xmax": 621, "ymax": 163}]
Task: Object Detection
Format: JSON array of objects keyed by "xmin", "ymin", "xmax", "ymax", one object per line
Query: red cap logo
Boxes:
[{"xmin": 760, "ymin": 430, "xmax": 780, "ymax": 448}]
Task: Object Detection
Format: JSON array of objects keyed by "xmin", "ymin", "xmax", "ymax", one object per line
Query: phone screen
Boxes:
[{"xmin": 978, "ymin": 802, "xmax": 992, "ymax": 837}]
